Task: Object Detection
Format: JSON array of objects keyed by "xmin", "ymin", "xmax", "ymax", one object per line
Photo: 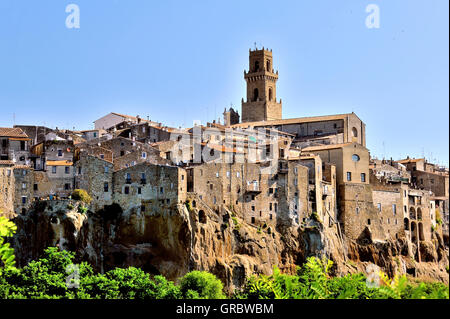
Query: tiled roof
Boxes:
[{"xmin": 0, "ymin": 127, "xmax": 29, "ymax": 138}]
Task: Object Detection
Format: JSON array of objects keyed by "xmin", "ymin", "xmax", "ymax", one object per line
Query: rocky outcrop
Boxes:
[{"xmin": 11, "ymin": 199, "xmax": 449, "ymax": 292}]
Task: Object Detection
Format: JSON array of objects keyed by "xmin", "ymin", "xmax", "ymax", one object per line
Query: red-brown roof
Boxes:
[{"xmin": 0, "ymin": 127, "xmax": 29, "ymax": 138}]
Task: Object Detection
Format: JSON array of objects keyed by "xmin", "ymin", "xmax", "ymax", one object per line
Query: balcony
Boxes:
[{"xmin": 245, "ymin": 182, "xmax": 261, "ymax": 194}]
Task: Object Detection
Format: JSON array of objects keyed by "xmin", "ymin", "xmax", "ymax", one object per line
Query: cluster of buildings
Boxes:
[{"xmin": 1, "ymin": 48, "xmax": 448, "ymax": 261}]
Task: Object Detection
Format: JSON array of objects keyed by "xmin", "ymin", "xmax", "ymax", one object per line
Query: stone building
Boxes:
[
  {"xmin": 301, "ymin": 142, "xmax": 383, "ymax": 240},
  {"xmin": 186, "ymin": 159, "xmax": 310, "ymax": 229},
  {"xmin": 234, "ymin": 113, "xmax": 366, "ymax": 148},
  {"xmin": 94, "ymin": 112, "xmax": 155, "ymax": 130},
  {"xmin": 112, "ymin": 162, "xmax": 187, "ymax": 213},
  {"xmin": 0, "ymin": 161, "xmax": 15, "ymax": 217},
  {"xmin": 13, "ymin": 165, "xmax": 34, "ymax": 215},
  {"xmin": 0, "ymin": 127, "xmax": 31, "ymax": 165},
  {"xmin": 74, "ymin": 154, "xmax": 114, "ymax": 211}
]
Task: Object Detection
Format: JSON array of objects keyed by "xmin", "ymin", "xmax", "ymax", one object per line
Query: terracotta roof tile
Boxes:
[{"xmin": 0, "ymin": 127, "xmax": 29, "ymax": 138}]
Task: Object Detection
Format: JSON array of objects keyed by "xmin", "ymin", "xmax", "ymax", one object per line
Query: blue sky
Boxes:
[{"xmin": 0, "ymin": 0, "xmax": 448, "ymax": 166}]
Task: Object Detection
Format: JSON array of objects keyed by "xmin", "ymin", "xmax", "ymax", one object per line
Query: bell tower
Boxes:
[{"xmin": 241, "ymin": 47, "xmax": 282, "ymax": 122}]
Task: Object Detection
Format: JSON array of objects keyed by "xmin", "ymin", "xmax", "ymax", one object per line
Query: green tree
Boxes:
[{"xmin": 179, "ymin": 271, "xmax": 225, "ymax": 299}]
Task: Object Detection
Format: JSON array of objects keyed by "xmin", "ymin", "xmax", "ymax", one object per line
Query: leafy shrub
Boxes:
[
  {"xmin": 0, "ymin": 216, "xmax": 17, "ymax": 269},
  {"xmin": 78, "ymin": 206, "xmax": 88, "ymax": 214},
  {"xmin": 179, "ymin": 271, "xmax": 225, "ymax": 299},
  {"xmin": 71, "ymin": 189, "xmax": 92, "ymax": 204}
]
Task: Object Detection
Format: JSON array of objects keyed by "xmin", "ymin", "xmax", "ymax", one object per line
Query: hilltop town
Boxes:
[{"xmin": 1, "ymin": 48, "xmax": 448, "ymax": 286}]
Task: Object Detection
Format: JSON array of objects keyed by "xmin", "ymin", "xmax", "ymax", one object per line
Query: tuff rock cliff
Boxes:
[{"xmin": 11, "ymin": 199, "xmax": 449, "ymax": 293}]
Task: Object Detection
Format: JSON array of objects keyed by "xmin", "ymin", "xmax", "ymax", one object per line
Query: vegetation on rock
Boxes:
[{"xmin": 71, "ymin": 189, "xmax": 92, "ymax": 204}]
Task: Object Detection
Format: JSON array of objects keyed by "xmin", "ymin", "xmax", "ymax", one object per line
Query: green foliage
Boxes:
[
  {"xmin": 238, "ymin": 257, "xmax": 449, "ymax": 300},
  {"xmin": 185, "ymin": 200, "xmax": 193, "ymax": 212},
  {"xmin": 0, "ymin": 247, "xmax": 447, "ymax": 300},
  {"xmin": 71, "ymin": 189, "xmax": 92, "ymax": 204},
  {"xmin": 310, "ymin": 211, "xmax": 321, "ymax": 223},
  {"xmin": 78, "ymin": 206, "xmax": 88, "ymax": 214},
  {"xmin": 0, "ymin": 216, "xmax": 17, "ymax": 269},
  {"xmin": 179, "ymin": 271, "xmax": 225, "ymax": 299},
  {"xmin": 67, "ymin": 204, "xmax": 74, "ymax": 210}
]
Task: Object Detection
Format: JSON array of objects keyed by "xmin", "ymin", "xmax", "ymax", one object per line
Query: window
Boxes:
[
  {"xmin": 347, "ymin": 172, "xmax": 352, "ymax": 181},
  {"xmin": 253, "ymin": 88, "xmax": 259, "ymax": 101},
  {"xmin": 392, "ymin": 204, "xmax": 397, "ymax": 215},
  {"xmin": 22, "ymin": 196, "xmax": 27, "ymax": 204},
  {"xmin": 124, "ymin": 186, "xmax": 129, "ymax": 194},
  {"xmin": 356, "ymin": 207, "xmax": 360, "ymax": 215},
  {"xmin": 237, "ymin": 172, "xmax": 240, "ymax": 178},
  {"xmin": 93, "ymin": 132, "xmax": 97, "ymax": 138},
  {"xmin": 266, "ymin": 59, "xmax": 271, "ymax": 71},
  {"xmin": 104, "ymin": 182, "xmax": 109, "ymax": 192},
  {"xmin": 120, "ymin": 151, "xmax": 125, "ymax": 156},
  {"xmin": 274, "ymin": 203, "xmax": 278, "ymax": 212},
  {"xmin": 58, "ymin": 150, "xmax": 63, "ymax": 157},
  {"xmin": 104, "ymin": 166, "xmax": 109, "ymax": 173},
  {"xmin": 216, "ymin": 172, "xmax": 219, "ymax": 178},
  {"xmin": 270, "ymin": 203, "xmax": 273, "ymax": 211},
  {"xmin": 160, "ymin": 187, "xmax": 164, "ymax": 194},
  {"xmin": 33, "ymin": 184, "xmax": 38, "ymax": 191},
  {"xmin": 361, "ymin": 173, "xmax": 366, "ymax": 182},
  {"xmin": 226, "ymin": 171, "xmax": 230, "ymax": 178},
  {"xmin": 268, "ymin": 88, "xmax": 273, "ymax": 101},
  {"xmin": 52, "ymin": 166, "xmax": 57, "ymax": 174},
  {"xmin": 78, "ymin": 167, "xmax": 82, "ymax": 175},
  {"xmin": 100, "ymin": 154, "xmax": 105, "ymax": 159},
  {"xmin": 64, "ymin": 183, "xmax": 70, "ymax": 190},
  {"xmin": 141, "ymin": 205, "xmax": 145, "ymax": 212},
  {"xmin": 65, "ymin": 167, "xmax": 70, "ymax": 174},
  {"xmin": 377, "ymin": 203, "xmax": 381, "ymax": 212},
  {"xmin": 352, "ymin": 127, "xmax": 358, "ymax": 138},
  {"xmin": 138, "ymin": 187, "xmax": 142, "ymax": 195},
  {"xmin": 352, "ymin": 154, "xmax": 360, "ymax": 162},
  {"xmin": 367, "ymin": 219, "xmax": 371, "ymax": 225},
  {"xmin": 142, "ymin": 152, "xmax": 147, "ymax": 159}
]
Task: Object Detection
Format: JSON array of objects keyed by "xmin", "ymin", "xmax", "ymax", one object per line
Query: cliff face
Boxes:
[{"xmin": 11, "ymin": 200, "xmax": 449, "ymax": 292}]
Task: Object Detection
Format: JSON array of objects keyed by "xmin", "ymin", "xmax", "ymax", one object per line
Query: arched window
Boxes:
[
  {"xmin": 254, "ymin": 61, "xmax": 260, "ymax": 72},
  {"xmin": 417, "ymin": 208, "xmax": 422, "ymax": 220},
  {"xmin": 268, "ymin": 88, "xmax": 273, "ymax": 101},
  {"xmin": 404, "ymin": 217, "xmax": 410, "ymax": 230},
  {"xmin": 418, "ymin": 222, "xmax": 424, "ymax": 241},
  {"xmin": 411, "ymin": 221, "xmax": 417, "ymax": 242},
  {"xmin": 266, "ymin": 60, "xmax": 271, "ymax": 71},
  {"xmin": 409, "ymin": 207, "xmax": 416, "ymax": 220},
  {"xmin": 352, "ymin": 127, "xmax": 358, "ymax": 138},
  {"xmin": 253, "ymin": 88, "xmax": 259, "ymax": 101}
]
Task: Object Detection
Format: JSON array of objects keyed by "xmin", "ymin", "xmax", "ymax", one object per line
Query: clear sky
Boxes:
[{"xmin": 0, "ymin": 0, "xmax": 448, "ymax": 166}]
